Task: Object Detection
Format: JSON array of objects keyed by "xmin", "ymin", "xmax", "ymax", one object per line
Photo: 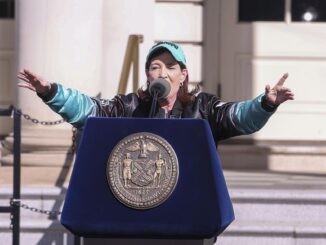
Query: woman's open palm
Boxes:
[
  {"xmin": 265, "ymin": 73, "xmax": 294, "ymax": 106},
  {"xmin": 17, "ymin": 69, "xmax": 51, "ymax": 95}
]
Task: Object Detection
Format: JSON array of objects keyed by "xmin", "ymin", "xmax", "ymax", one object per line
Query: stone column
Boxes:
[
  {"xmin": 16, "ymin": 0, "xmax": 103, "ymax": 126},
  {"xmin": 11, "ymin": 0, "xmax": 104, "ymax": 186}
]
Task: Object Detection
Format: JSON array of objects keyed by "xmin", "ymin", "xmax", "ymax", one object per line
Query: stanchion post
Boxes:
[{"xmin": 12, "ymin": 109, "xmax": 21, "ymax": 245}]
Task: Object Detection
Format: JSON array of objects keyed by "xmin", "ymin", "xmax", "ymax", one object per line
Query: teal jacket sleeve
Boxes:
[
  {"xmin": 45, "ymin": 84, "xmax": 96, "ymax": 128},
  {"xmin": 230, "ymin": 94, "xmax": 276, "ymax": 134}
]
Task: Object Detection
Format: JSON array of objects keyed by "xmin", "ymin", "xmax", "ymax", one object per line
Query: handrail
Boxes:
[{"xmin": 118, "ymin": 34, "xmax": 144, "ymax": 94}]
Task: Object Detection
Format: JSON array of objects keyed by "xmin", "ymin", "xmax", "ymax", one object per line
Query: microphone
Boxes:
[
  {"xmin": 149, "ymin": 79, "xmax": 171, "ymax": 99},
  {"xmin": 148, "ymin": 79, "xmax": 171, "ymax": 117}
]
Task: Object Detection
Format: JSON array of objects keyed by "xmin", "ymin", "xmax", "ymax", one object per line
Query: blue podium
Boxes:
[{"xmin": 61, "ymin": 118, "xmax": 234, "ymax": 244}]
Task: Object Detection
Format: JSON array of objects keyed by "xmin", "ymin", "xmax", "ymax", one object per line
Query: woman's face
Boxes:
[{"xmin": 146, "ymin": 51, "xmax": 188, "ymax": 100}]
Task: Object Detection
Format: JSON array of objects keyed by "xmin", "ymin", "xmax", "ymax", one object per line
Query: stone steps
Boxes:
[
  {"xmin": 0, "ymin": 127, "xmax": 76, "ymax": 186},
  {"xmin": 0, "ymin": 187, "xmax": 73, "ymax": 244},
  {"xmin": 216, "ymin": 170, "xmax": 326, "ymax": 244},
  {"xmin": 0, "ymin": 151, "xmax": 75, "ymax": 186},
  {"xmin": 219, "ymin": 221, "xmax": 326, "ymax": 245},
  {"xmin": 0, "ymin": 165, "xmax": 73, "ymax": 187},
  {"xmin": 1, "ymin": 126, "xmax": 73, "ymax": 153},
  {"xmin": 219, "ymin": 143, "xmax": 326, "ymax": 174},
  {"xmin": 1, "ymin": 152, "xmax": 74, "ymax": 167},
  {"xmin": 1, "ymin": 170, "xmax": 326, "ymax": 244},
  {"xmin": 3, "ymin": 137, "xmax": 72, "ymax": 152}
]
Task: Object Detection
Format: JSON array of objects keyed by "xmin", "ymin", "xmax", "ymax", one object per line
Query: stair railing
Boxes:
[{"xmin": 118, "ymin": 34, "xmax": 144, "ymax": 94}]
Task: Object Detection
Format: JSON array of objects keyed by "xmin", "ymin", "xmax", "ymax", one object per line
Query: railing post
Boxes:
[{"xmin": 12, "ymin": 109, "xmax": 21, "ymax": 245}]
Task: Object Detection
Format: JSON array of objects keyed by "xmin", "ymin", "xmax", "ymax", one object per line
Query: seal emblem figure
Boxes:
[{"xmin": 107, "ymin": 132, "xmax": 179, "ymax": 209}]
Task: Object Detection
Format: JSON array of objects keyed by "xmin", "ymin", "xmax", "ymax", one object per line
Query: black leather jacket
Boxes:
[{"xmin": 41, "ymin": 83, "xmax": 275, "ymax": 144}]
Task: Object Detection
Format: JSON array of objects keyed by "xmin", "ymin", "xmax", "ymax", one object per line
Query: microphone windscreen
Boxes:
[{"xmin": 149, "ymin": 79, "xmax": 171, "ymax": 99}]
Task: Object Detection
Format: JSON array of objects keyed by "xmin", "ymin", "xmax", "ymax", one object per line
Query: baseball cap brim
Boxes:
[{"xmin": 146, "ymin": 41, "xmax": 187, "ymax": 68}]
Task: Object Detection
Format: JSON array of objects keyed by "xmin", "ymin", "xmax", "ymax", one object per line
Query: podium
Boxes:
[{"xmin": 61, "ymin": 118, "xmax": 234, "ymax": 244}]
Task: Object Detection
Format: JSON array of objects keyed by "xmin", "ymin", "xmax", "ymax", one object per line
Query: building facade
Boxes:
[
  {"xmin": 1, "ymin": 0, "xmax": 325, "ymax": 141},
  {"xmin": 1, "ymin": 1, "xmax": 326, "ymax": 244}
]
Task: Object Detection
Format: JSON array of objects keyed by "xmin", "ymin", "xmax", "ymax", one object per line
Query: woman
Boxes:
[{"xmin": 17, "ymin": 41, "xmax": 294, "ymax": 144}]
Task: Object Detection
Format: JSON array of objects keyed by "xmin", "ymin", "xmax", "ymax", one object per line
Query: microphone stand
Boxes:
[{"xmin": 149, "ymin": 90, "xmax": 159, "ymax": 118}]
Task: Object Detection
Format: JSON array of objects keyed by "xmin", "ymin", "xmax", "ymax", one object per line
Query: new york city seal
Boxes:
[{"xmin": 107, "ymin": 132, "xmax": 179, "ymax": 209}]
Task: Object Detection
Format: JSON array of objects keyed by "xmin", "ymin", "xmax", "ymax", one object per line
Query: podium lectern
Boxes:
[{"xmin": 61, "ymin": 118, "xmax": 234, "ymax": 245}]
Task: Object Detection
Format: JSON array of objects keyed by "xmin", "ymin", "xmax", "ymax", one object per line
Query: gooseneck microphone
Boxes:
[{"xmin": 148, "ymin": 79, "xmax": 171, "ymax": 118}]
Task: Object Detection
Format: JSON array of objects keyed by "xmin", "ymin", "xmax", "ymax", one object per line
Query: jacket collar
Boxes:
[{"xmin": 154, "ymin": 99, "xmax": 183, "ymax": 118}]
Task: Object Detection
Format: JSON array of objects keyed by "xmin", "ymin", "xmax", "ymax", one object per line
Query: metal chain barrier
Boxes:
[
  {"xmin": 0, "ymin": 139, "xmax": 10, "ymax": 151},
  {"xmin": 1, "ymin": 108, "xmax": 79, "ymax": 226},
  {"xmin": 15, "ymin": 109, "xmax": 78, "ymax": 153},
  {"xmin": 15, "ymin": 110, "xmax": 65, "ymax": 126},
  {"xmin": 2, "ymin": 109, "xmax": 78, "ymax": 154},
  {"xmin": 70, "ymin": 126, "xmax": 77, "ymax": 154},
  {"xmin": 10, "ymin": 199, "xmax": 62, "ymax": 227}
]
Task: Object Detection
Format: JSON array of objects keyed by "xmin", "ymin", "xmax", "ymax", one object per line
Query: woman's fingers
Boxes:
[
  {"xmin": 285, "ymin": 92, "xmax": 294, "ymax": 99},
  {"xmin": 22, "ymin": 69, "xmax": 40, "ymax": 82},
  {"xmin": 17, "ymin": 74, "xmax": 31, "ymax": 83},
  {"xmin": 18, "ymin": 70, "xmax": 33, "ymax": 82},
  {"xmin": 17, "ymin": 69, "xmax": 51, "ymax": 94},
  {"xmin": 265, "ymin": 84, "xmax": 271, "ymax": 94},
  {"xmin": 18, "ymin": 70, "xmax": 42, "ymax": 85},
  {"xmin": 276, "ymin": 73, "xmax": 289, "ymax": 86},
  {"xmin": 17, "ymin": 82, "xmax": 36, "ymax": 91},
  {"xmin": 24, "ymin": 69, "xmax": 37, "ymax": 77}
]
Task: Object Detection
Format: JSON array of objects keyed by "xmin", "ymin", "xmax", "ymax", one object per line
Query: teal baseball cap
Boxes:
[{"xmin": 146, "ymin": 41, "xmax": 187, "ymax": 68}]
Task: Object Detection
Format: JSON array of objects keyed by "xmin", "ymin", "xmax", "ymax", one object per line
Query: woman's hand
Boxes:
[
  {"xmin": 265, "ymin": 73, "xmax": 294, "ymax": 106},
  {"xmin": 17, "ymin": 69, "xmax": 51, "ymax": 95}
]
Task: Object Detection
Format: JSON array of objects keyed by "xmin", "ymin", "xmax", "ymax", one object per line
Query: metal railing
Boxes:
[
  {"xmin": 0, "ymin": 106, "xmax": 21, "ymax": 245},
  {"xmin": 118, "ymin": 34, "xmax": 144, "ymax": 94}
]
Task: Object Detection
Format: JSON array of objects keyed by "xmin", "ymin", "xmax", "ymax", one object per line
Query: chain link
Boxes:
[
  {"xmin": 18, "ymin": 111, "xmax": 66, "ymax": 125},
  {"xmin": 7, "ymin": 108, "xmax": 77, "ymax": 154},
  {"xmin": 10, "ymin": 214, "xmax": 13, "ymax": 230},
  {"xmin": 18, "ymin": 109, "xmax": 78, "ymax": 151},
  {"xmin": 10, "ymin": 199, "xmax": 62, "ymax": 217},
  {"xmin": 0, "ymin": 139, "xmax": 11, "ymax": 151},
  {"xmin": 70, "ymin": 127, "xmax": 77, "ymax": 154}
]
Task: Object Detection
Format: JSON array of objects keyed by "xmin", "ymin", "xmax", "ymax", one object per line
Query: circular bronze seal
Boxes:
[{"xmin": 107, "ymin": 132, "xmax": 179, "ymax": 209}]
